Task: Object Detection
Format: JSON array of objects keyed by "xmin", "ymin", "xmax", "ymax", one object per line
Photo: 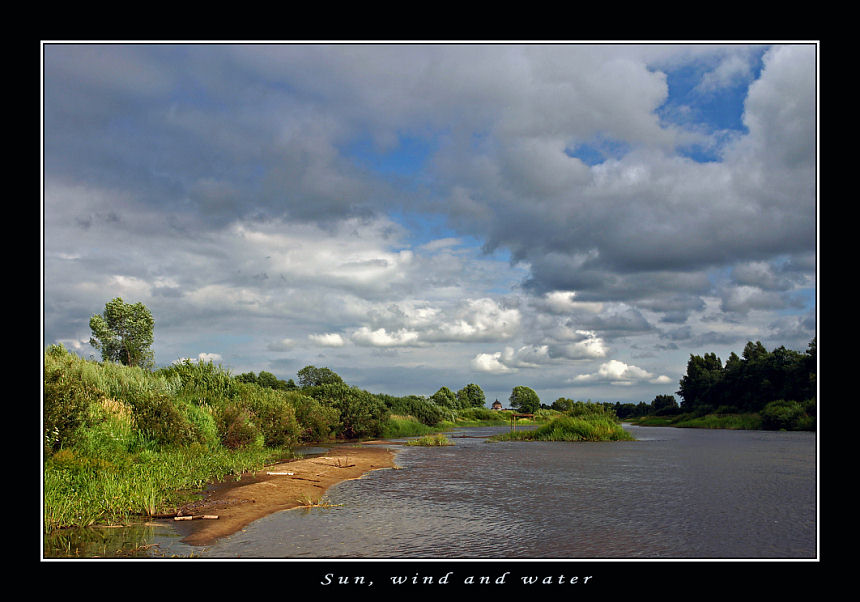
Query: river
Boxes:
[{"xmin": 43, "ymin": 423, "xmax": 817, "ymax": 559}]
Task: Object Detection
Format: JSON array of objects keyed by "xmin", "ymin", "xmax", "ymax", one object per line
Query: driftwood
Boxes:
[
  {"xmin": 173, "ymin": 515, "xmax": 219, "ymax": 521},
  {"xmin": 266, "ymin": 471, "xmax": 295, "ymax": 475}
]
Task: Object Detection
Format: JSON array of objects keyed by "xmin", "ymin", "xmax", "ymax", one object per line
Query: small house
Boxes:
[{"xmin": 491, "ymin": 399, "xmax": 503, "ymax": 410}]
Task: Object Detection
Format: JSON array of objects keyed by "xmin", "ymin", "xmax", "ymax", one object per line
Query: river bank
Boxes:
[{"xmin": 172, "ymin": 444, "xmax": 397, "ymax": 546}]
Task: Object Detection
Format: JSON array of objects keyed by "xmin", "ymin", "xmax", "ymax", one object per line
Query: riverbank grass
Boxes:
[
  {"xmin": 404, "ymin": 433, "xmax": 454, "ymax": 446},
  {"xmin": 489, "ymin": 415, "xmax": 635, "ymax": 442}
]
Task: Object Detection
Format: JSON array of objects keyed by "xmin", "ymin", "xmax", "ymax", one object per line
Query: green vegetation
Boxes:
[
  {"xmin": 509, "ymin": 385, "xmax": 541, "ymax": 414},
  {"xmin": 491, "ymin": 414, "xmax": 634, "ymax": 442},
  {"xmin": 43, "ymin": 326, "xmax": 532, "ymax": 533},
  {"xmin": 618, "ymin": 338, "xmax": 816, "ymax": 431},
  {"xmin": 49, "ymin": 299, "xmax": 812, "ymax": 539},
  {"xmin": 404, "ymin": 433, "xmax": 453, "ymax": 446},
  {"xmin": 88, "ymin": 297, "xmax": 155, "ymax": 369}
]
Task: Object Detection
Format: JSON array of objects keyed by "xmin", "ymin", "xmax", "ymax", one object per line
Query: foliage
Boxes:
[
  {"xmin": 43, "ymin": 359, "xmax": 100, "ymax": 452},
  {"xmin": 456, "ymin": 383, "xmax": 486, "ymax": 408},
  {"xmin": 290, "ymin": 392, "xmax": 340, "ymax": 442},
  {"xmin": 455, "ymin": 406, "xmax": 507, "ymax": 424},
  {"xmin": 303, "ymin": 382, "xmax": 389, "ymax": 439},
  {"xmin": 381, "ymin": 415, "xmax": 441, "ymax": 439},
  {"xmin": 297, "ymin": 365, "xmax": 344, "ymax": 388},
  {"xmin": 430, "ymin": 386, "xmax": 461, "ymax": 409},
  {"xmin": 404, "ymin": 433, "xmax": 453, "ymax": 446},
  {"xmin": 760, "ymin": 399, "xmax": 814, "ymax": 431},
  {"xmin": 235, "ymin": 383, "xmax": 300, "ymax": 448},
  {"xmin": 380, "ymin": 394, "xmax": 447, "ymax": 426},
  {"xmin": 676, "ymin": 338, "xmax": 816, "ymax": 417},
  {"xmin": 88, "ymin": 298, "xmax": 155, "ymax": 368},
  {"xmin": 509, "ymin": 385, "xmax": 540, "ymax": 414},
  {"xmin": 492, "ymin": 415, "xmax": 635, "ymax": 442}
]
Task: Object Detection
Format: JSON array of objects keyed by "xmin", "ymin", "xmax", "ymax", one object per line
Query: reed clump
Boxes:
[
  {"xmin": 490, "ymin": 415, "xmax": 635, "ymax": 442},
  {"xmin": 404, "ymin": 433, "xmax": 453, "ymax": 446}
]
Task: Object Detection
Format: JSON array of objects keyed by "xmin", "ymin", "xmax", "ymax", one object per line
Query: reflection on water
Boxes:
[{"xmin": 44, "ymin": 424, "xmax": 817, "ymax": 559}]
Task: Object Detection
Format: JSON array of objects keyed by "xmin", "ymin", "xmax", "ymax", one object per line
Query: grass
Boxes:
[
  {"xmin": 381, "ymin": 415, "xmax": 442, "ymax": 439},
  {"xmin": 630, "ymin": 412, "xmax": 764, "ymax": 430},
  {"xmin": 489, "ymin": 415, "xmax": 636, "ymax": 442},
  {"xmin": 404, "ymin": 433, "xmax": 453, "ymax": 446},
  {"xmin": 44, "ymin": 442, "xmax": 293, "ymax": 532}
]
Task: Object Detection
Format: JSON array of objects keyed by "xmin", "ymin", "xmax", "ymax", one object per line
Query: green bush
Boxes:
[
  {"xmin": 760, "ymin": 399, "xmax": 808, "ymax": 431},
  {"xmin": 129, "ymin": 392, "xmax": 197, "ymax": 447},
  {"xmin": 44, "ymin": 365, "xmax": 100, "ymax": 452},
  {"xmin": 236, "ymin": 384, "xmax": 300, "ymax": 448},
  {"xmin": 290, "ymin": 392, "xmax": 339, "ymax": 442},
  {"xmin": 215, "ymin": 402, "xmax": 262, "ymax": 449},
  {"xmin": 306, "ymin": 383, "xmax": 389, "ymax": 439},
  {"xmin": 384, "ymin": 395, "xmax": 446, "ymax": 426}
]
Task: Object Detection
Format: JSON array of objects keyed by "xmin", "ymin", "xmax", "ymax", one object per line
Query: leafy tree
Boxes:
[
  {"xmin": 430, "ymin": 386, "xmax": 459, "ymax": 409},
  {"xmin": 89, "ymin": 297, "xmax": 155, "ymax": 368},
  {"xmin": 551, "ymin": 397, "xmax": 574, "ymax": 412},
  {"xmin": 651, "ymin": 394, "xmax": 679, "ymax": 415},
  {"xmin": 509, "ymin": 385, "xmax": 540, "ymax": 413},
  {"xmin": 297, "ymin": 365, "xmax": 344, "ymax": 388},
  {"xmin": 456, "ymin": 383, "xmax": 486, "ymax": 408}
]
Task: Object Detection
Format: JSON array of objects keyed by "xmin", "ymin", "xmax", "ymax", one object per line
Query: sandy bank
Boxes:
[{"xmin": 173, "ymin": 444, "xmax": 398, "ymax": 546}]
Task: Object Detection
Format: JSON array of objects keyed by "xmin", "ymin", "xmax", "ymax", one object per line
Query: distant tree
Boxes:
[
  {"xmin": 509, "ymin": 386, "xmax": 540, "ymax": 414},
  {"xmin": 89, "ymin": 297, "xmax": 155, "ymax": 368},
  {"xmin": 456, "ymin": 383, "xmax": 486, "ymax": 408},
  {"xmin": 651, "ymin": 394, "xmax": 678, "ymax": 415},
  {"xmin": 551, "ymin": 397, "xmax": 574, "ymax": 412},
  {"xmin": 297, "ymin": 365, "xmax": 344, "ymax": 388},
  {"xmin": 430, "ymin": 386, "xmax": 459, "ymax": 408},
  {"xmin": 677, "ymin": 352, "xmax": 723, "ymax": 411},
  {"xmin": 236, "ymin": 372, "xmax": 258, "ymax": 384},
  {"xmin": 256, "ymin": 371, "xmax": 280, "ymax": 389}
]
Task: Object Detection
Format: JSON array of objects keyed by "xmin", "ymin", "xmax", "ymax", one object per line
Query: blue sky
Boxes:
[{"xmin": 42, "ymin": 42, "xmax": 817, "ymax": 405}]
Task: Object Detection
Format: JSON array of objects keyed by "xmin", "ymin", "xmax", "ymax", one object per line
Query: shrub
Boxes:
[
  {"xmin": 385, "ymin": 395, "xmax": 446, "ymax": 426},
  {"xmin": 129, "ymin": 392, "xmax": 197, "ymax": 447},
  {"xmin": 290, "ymin": 392, "xmax": 339, "ymax": 442},
  {"xmin": 216, "ymin": 402, "xmax": 262, "ymax": 449},
  {"xmin": 44, "ymin": 366, "xmax": 100, "ymax": 452},
  {"xmin": 760, "ymin": 399, "xmax": 807, "ymax": 431},
  {"xmin": 236, "ymin": 384, "xmax": 300, "ymax": 448}
]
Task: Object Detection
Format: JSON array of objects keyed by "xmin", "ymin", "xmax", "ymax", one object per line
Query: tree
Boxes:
[
  {"xmin": 89, "ymin": 297, "xmax": 155, "ymax": 368},
  {"xmin": 651, "ymin": 394, "xmax": 679, "ymax": 415},
  {"xmin": 297, "ymin": 365, "xmax": 344, "ymax": 388},
  {"xmin": 509, "ymin": 385, "xmax": 540, "ymax": 413},
  {"xmin": 456, "ymin": 383, "xmax": 486, "ymax": 408},
  {"xmin": 430, "ymin": 386, "xmax": 459, "ymax": 409}
]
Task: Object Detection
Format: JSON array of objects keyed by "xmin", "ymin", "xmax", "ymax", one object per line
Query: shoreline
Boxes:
[{"xmin": 173, "ymin": 443, "xmax": 399, "ymax": 546}]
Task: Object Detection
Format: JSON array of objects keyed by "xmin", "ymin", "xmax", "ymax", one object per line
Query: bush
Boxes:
[
  {"xmin": 236, "ymin": 384, "xmax": 300, "ymax": 448},
  {"xmin": 290, "ymin": 392, "xmax": 339, "ymax": 442},
  {"xmin": 760, "ymin": 399, "xmax": 808, "ymax": 431},
  {"xmin": 44, "ymin": 365, "xmax": 100, "ymax": 452},
  {"xmin": 215, "ymin": 403, "xmax": 262, "ymax": 449},
  {"xmin": 306, "ymin": 384, "xmax": 389, "ymax": 439},
  {"xmin": 129, "ymin": 392, "xmax": 198, "ymax": 447},
  {"xmin": 384, "ymin": 395, "xmax": 446, "ymax": 426}
]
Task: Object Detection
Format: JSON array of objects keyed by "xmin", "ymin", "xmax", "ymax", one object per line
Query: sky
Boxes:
[{"xmin": 41, "ymin": 42, "xmax": 818, "ymax": 406}]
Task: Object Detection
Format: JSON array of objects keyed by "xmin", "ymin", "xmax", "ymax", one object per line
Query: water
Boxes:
[{"xmin": 44, "ymin": 424, "xmax": 818, "ymax": 559}]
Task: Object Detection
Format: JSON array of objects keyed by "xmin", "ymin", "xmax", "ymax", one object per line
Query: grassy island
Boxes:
[{"xmin": 489, "ymin": 415, "xmax": 635, "ymax": 442}]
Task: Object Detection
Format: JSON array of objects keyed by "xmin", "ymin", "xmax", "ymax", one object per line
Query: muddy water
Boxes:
[{"xmin": 44, "ymin": 424, "xmax": 817, "ymax": 559}]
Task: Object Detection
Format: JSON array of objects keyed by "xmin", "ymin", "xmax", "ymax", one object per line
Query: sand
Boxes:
[{"xmin": 173, "ymin": 443, "xmax": 398, "ymax": 546}]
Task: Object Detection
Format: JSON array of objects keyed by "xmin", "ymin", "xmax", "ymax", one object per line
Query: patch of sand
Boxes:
[{"xmin": 174, "ymin": 444, "xmax": 398, "ymax": 546}]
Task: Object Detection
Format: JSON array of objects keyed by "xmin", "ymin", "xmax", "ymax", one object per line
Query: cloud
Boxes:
[
  {"xmin": 351, "ymin": 327, "xmax": 421, "ymax": 347},
  {"xmin": 308, "ymin": 333, "xmax": 346, "ymax": 347},
  {"xmin": 42, "ymin": 43, "xmax": 817, "ymax": 402},
  {"xmin": 571, "ymin": 360, "xmax": 670, "ymax": 386}
]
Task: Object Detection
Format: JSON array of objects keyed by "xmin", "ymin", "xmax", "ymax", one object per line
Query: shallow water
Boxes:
[{"xmin": 44, "ymin": 424, "xmax": 817, "ymax": 559}]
